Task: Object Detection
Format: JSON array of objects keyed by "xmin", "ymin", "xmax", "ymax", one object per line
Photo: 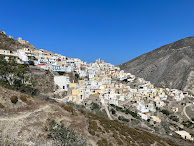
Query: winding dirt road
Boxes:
[{"xmin": 183, "ymin": 103, "xmax": 194, "ymax": 124}]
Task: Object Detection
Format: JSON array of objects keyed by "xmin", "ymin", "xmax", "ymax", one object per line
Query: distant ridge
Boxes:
[{"xmin": 119, "ymin": 37, "xmax": 194, "ymax": 95}]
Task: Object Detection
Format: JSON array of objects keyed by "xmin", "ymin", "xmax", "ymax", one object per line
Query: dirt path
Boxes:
[
  {"xmin": 183, "ymin": 103, "xmax": 194, "ymax": 124},
  {"xmin": 103, "ymin": 103, "xmax": 113, "ymax": 120},
  {"xmin": 0, "ymin": 105, "xmax": 50, "ymax": 121}
]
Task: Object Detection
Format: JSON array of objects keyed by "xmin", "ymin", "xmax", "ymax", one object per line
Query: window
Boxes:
[{"xmin": 63, "ymin": 86, "xmax": 65, "ymax": 89}]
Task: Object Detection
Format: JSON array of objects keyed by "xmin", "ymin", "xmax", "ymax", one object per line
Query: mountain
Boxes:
[{"xmin": 119, "ymin": 37, "xmax": 194, "ymax": 95}]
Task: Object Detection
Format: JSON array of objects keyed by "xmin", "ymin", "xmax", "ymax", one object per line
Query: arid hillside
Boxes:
[
  {"xmin": 0, "ymin": 30, "xmax": 35, "ymax": 51},
  {"xmin": 119, "ymin": 37, "xmax": 194, "ymax": 95},
  {"xmin": 0, "ymin": 87, "xmax": 192, "ymax": 146}
]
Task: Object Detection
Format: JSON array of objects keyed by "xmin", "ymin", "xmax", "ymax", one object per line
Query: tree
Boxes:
[
  {"xmin": 111, "ymin": 108, "xmax": 116, "ymax": 114},
  {"xmin": 0, "ymin": 56, "xmax": 38, "ymax": 95},
  {"xmin": 75, "ymin": 73, "xmax": 79, "ymax": 81},
  {"xmin": 161, "ymin": 109, "xmax": 170, "ymax": 115}
]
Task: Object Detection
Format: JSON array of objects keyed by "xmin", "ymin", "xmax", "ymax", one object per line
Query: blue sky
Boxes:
[{"xmin": 1, "ymin": 0, "xmax": 194, "ymax": 65}]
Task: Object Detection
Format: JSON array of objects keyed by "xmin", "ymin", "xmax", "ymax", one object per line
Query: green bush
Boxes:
[
  {"xmin": 131, "ymin": 119, "xmax": 140, "ymax": 125},
  {"xmin": 58, "ymin": 71, "xmax": 65, "ymax": 75},
  {"xmin": 118, "ymin": 116, "xmax": 129, "ymax": 122},
  {"xmin": 91, "ymin": 102, "xmax": 100, "ymax": 110},
  {"xmin": 161, "ymin": 109, "xmax": 170, "ymax": 115},
  {"xmin": 125, "ymin": 109, "xmax": 139, "ymax": 118},
  {"xmin": 182, "ymin": 121, "xmax": 193, "ymax": 128},
  {"xmin": 178, "ymin": 127, "xmax": 183, "ymax": 130},
  {"xmin": 0, "ymin": 57, "xmax": 38, "ymax": 95},
  {"xmin": 75, "ymin": 73, "xmax": 79, "ymax": 80},
  {"xmin": 111, "ymin": 108, "xmax": 116, "ymax": 114},
  {"xmin": 161, "ymin": 121, "xmax": 170, "ymax": 133},
  {"xmin": 170, "ymin": 116, "xmax": 179, "ymax": 122},
  {"xmin": 48, "ymin": 120, "xmax": 88, "ymax": 146},
  {"xmin": 111, "ymin": 105, "xmax": 140, "ymax": 119},
  {"xmin": 66, "ymin": 101, "xmax": 86, "ymax": 110}
]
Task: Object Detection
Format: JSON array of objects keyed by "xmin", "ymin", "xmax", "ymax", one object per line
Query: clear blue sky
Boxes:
[{"xmin": 1, "ymin": 0, "xmax": 194, "ymax": 65}]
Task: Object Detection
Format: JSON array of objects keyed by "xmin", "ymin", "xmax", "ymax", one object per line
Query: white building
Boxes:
[{"xmin": 54, "ymin": 76, "xmax": 70, "ymax": 91}]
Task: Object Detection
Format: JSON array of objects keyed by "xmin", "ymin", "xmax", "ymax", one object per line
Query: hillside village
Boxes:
[{"xmin": 1, "ymin": 30, "xmax": 194, "ymax": 143}]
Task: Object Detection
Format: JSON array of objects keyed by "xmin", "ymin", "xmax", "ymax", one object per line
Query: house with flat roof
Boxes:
[{"xmin": 175, "ymin": 130, "xmax": 192, "ymax": 140}]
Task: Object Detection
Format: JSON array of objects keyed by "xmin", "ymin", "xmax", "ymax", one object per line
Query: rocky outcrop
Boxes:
[
  {"xmin": 30, "ymin": 67, "xmax": 55, "ymax": 94},
  {"xmin": 119, "ymin": 37, "xmax": 194, "ymax": 95},
  {"xmin": 0, "ymin": 30, "xmax": 35, "ymax": 51}
]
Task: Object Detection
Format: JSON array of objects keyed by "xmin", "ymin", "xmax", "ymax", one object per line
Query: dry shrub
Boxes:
[
  {"xmin": 26, "ymin": 99, "xmax": 33, "ymax": 105},
  {"xmin": 117, "ymin": 138, "xmax": 123, "ymax": 145},
  {"xmin": 20, "ymin": 95, "xmax": 27, "ymax": 102},
  {"xmin": 0, "ymin": 103, "xmax": 4, "ymax": 109},
  {"xmin": 48, "ymin": 120, "xmax": 88, "ymax": 145},
  {"xmin": 98, "ymin": 138, "xmax": 109, "ymax": 146},
  {"xmin": 78, "ymin": 109, "xmax": 171, "ymax": 146},
  {"xmin": 20, "ymin": 94, "xmax": 32, "ymax": 105},
  {"xmin": 10, "ymin": 95, "xmax": 18, "ymax": 104},
  {"xmin": 61, "ymin": 104, "xmax": 77, "ymax": 116},
  {"xmin": 2, "ymin": 93, "xmax": 6, "ymax": 98},
  {"xmin": 88, "ymin": 120, "xmax": 98, "ymax": 135}
]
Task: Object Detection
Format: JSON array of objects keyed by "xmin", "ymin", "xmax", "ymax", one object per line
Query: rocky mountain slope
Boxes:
[
  {"xmin": 119, "ymin": 37, "xmax": 194, "ymax": 95},
  {"xmin": 0, "ymin": 30, "xmax": 35, "ymax": 51}
]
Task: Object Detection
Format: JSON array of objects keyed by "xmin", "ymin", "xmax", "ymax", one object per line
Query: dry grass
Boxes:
[
  {"xmin": 1, "ymin": 98, "xmax": 48, "ymax": 116},
  {"xmin": 60, "ymin": 104, "xmax": 78, "ymax": 116},
  {"xmin": 76, "ymin": 107, "xmax": 180, "ymax": 146}
]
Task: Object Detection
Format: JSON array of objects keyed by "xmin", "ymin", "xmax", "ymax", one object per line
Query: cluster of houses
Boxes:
[
  {"xmin": 0, "ymin": 43, "xmax": 191, "ymax": 113},
  {"xmin": 0, "ymin": 32, "xmax": 193, "ymax": 141}
]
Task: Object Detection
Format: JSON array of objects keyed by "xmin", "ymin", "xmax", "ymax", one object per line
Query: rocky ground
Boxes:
[
  {"xmin": 0, "ymin": 30, "xmax": 35, "ymax": 51},
  {"xmin": 1, "ymin": 87, "xmax": 192, "ymax": 145}
]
